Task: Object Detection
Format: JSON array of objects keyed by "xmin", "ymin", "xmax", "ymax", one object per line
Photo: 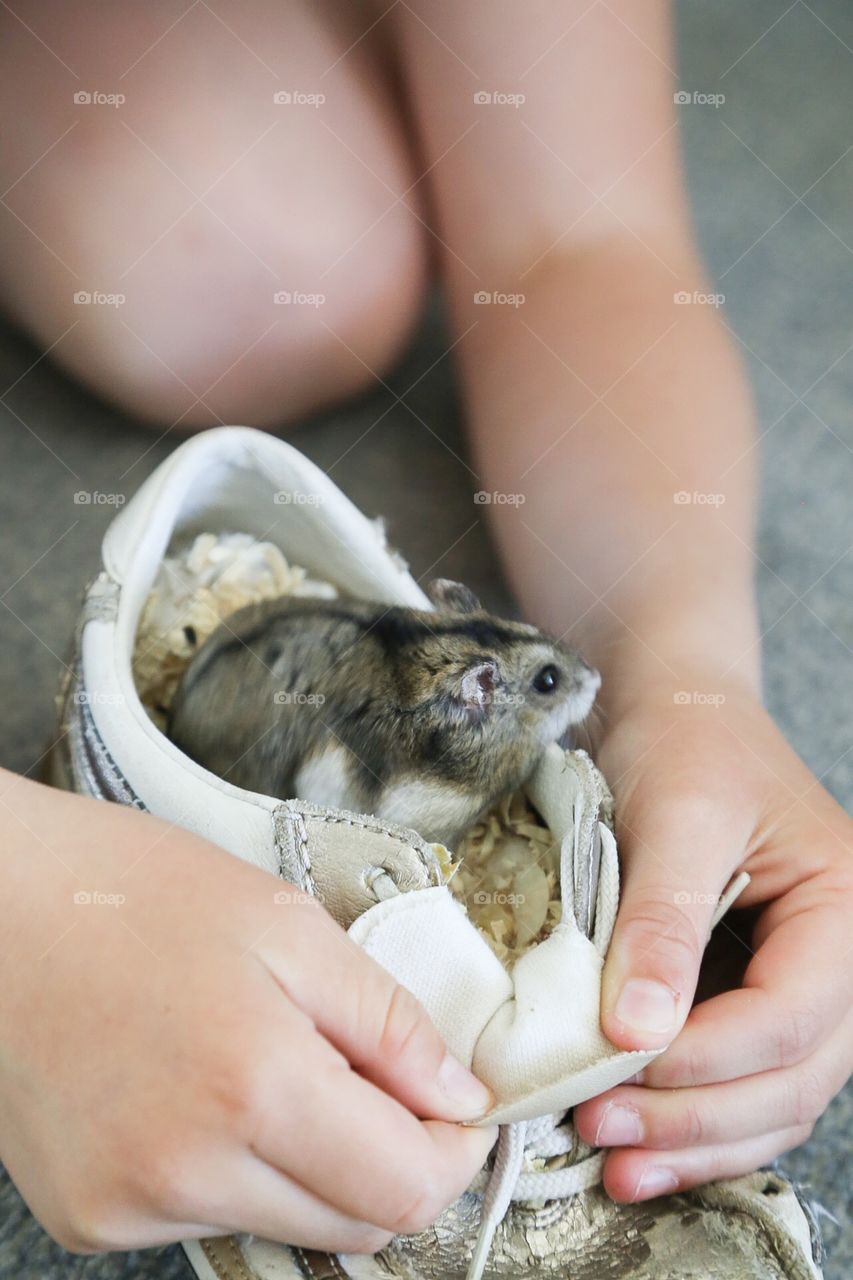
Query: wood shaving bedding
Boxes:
[
  {"xmin": 446, "ymin": 790, "xmax": 562, "ymax": 967},
  {"xmin": 133, "ymin": 532, "xmax": 336, "ymax": 729},
  {"xmin": 133, "ymin": 531, "xmax": 561, "ymax": 961}
]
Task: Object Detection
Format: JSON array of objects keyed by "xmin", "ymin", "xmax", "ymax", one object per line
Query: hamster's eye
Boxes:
[{"xmin": 532, "ymin": 663, "xmax": 560, "ymax": 694}]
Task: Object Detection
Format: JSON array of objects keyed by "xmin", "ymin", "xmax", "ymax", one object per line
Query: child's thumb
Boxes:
[
  {"xmin": 600, "ymin": 812, "xmax": 727, "ymax": 1051},
  {"xmin": 263, "ymin": 894, "xmax": 495, "ymax": 1123}
]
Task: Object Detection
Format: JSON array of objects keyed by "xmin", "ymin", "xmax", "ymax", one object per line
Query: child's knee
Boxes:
[
  {"xmin": 0, "ymin": 0, "xmax": 429, "ymax": 427},
  {"xmin": 51, "ymin": 191, "xmax": 427, "ymax": 427}
]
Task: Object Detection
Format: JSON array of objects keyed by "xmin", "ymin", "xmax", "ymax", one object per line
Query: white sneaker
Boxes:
[{"xmin": 50, "ymin": 426, "xmax": 824, "ymax": 1280}]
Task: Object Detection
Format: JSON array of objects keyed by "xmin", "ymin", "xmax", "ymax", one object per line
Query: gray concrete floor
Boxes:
[{"xmin": 0, "ymin": 0, "xmax": 850, "ymax": 1275}]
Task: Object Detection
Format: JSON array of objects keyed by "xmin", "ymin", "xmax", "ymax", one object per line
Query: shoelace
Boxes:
[{"xmin": 466, "ymin": 1115, "xmax": 604, "ymax": 1280}]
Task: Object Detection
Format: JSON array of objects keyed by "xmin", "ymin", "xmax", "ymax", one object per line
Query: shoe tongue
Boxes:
[
  {"xmin": 274, "ymin": 800, "xmax": 445, "ymax": 929},
  {"xmin": 535, "ymin": 746, "xmax": 614, "ymax": 939}
]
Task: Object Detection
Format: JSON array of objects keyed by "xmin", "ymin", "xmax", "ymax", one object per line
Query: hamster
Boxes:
[{"xmin": 168, "ymin": 578, "xmax": 600, "ymax": 847}]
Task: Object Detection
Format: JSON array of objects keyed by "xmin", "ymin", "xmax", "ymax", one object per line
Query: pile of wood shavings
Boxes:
[
  {"xmin": 133, "ymin": 532, "xmax": 336, "ymax": 729},
  {"xmin": 448, "ymin": 789, "xmax": 562, "ymax": 966}
]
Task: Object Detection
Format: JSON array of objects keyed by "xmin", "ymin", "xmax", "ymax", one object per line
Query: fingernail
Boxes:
[
  {"xmin": 634, "ymin": 1166, "xmax": 679, "ymax": 1200},
  {"xmin": 594, "ymin": 1102, "xmax": 643, "ymax": 1147},
  {"xmin": 437, "ymin": 1053, "xmax": 493, "ymax": 1116},
  {"xmin": 614, "ymin": 979, "xmax": 679, "ymax": 1039}
]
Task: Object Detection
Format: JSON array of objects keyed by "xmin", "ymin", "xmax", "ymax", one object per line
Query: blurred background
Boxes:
[{"xmin": 0, "ymin": 0, "xmax": 850, "ymax": 1274}]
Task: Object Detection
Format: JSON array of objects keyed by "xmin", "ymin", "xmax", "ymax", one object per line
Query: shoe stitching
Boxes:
[
  {"xmin": 274, "ymin": 806, "xmax": 318, "ymax": 898},
  {"xmin": 275, "ymin": 801, "xmax": 442, "ymax": 899},
  {"xmin": 325, "ymin": 1252, "xmax": 350, "ymax": 1280},
  {"xmin": 63, "ymin": 665, "xmax": 148, "ymax": 811},
  {"xmin": 80, "ymin": 696, "xmax": 147, "ymax": 809},
  {"xmin": 298, "ymin": 807, "xmax": 439, "ymax": 882},
  {"xmin": 200, "ymin": 1236, "xmax": 262, "ymax": 1280},
  {"xmin": 293, "ymin": 1246, "xmax": 350, "ymax": 1280},
  {"xmin": 292, "ymin": 1247, "xmax": 314, "ymax": 1279}
]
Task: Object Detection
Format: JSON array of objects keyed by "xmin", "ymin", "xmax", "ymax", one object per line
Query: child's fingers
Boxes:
[
  {"xmin": 79, "ymin": 1154, "xmax": 393, "ymax": 1255},
  {"xmin": 599, "ymin": 1124, "xmax": 815, "ymax": 1203},
  {"xmin": 642, "ymin": 901, "xmax": 853, "ymax": 1088},
  {"xmin": 575, "ymin": 1021, "xmax": 850, "ymax": 1153},
  {"xmin": 248, "ymin": 1016, "xmax": 498, "ymax": 1234},
  {"xmin": 599, "ymin": 792, "xmax": 745, "ymax": 1051},
  {"xmin": 173, "ymin": 1154, "xmax": 395, "ymax": 1255},
  {"xmin": 257, "ymin": 895, "xmax": 494, "ymax": 1123}
]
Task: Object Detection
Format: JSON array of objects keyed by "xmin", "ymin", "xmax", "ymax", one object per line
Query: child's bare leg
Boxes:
[{"xmin": 0, "ymin": 0, "xmax": 427, "ymax": 426}]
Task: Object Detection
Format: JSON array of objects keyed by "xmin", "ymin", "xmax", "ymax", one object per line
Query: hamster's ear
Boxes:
[
  {"xmin": 427, "ymin": 578, "xmax": 481, "ymax": 614},
  {"xmin": 459, "ymin": 660, "xmax": 498, "ymax": 723}
]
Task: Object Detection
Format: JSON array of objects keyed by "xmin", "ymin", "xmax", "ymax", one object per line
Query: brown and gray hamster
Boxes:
[{"xmin": 168, "ymin": 578, "xmax": 600, "ymax": 846}]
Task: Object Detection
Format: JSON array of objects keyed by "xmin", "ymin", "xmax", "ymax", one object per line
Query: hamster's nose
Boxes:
[{"xmin": 575, "ymin": 663, "xmax": 601, "ymax": 694}]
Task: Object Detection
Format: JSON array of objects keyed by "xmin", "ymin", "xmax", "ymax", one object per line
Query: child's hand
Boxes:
[
  {"xmin": 574, "ymin": 679, "xmax": 853, "ymax": 1200},
  {"xmin": 0, "ymin": 773, "xmax": 496, "ymax": 1253}
]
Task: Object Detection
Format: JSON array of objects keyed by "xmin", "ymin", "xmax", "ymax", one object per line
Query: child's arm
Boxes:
[
  {"xmin": 394, "ymin": 0, "xmax": 853, "ymax": 1198},
  {"xmin": 0, "ymin": 771, "xmax": 494, "ymax": 1249}
]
